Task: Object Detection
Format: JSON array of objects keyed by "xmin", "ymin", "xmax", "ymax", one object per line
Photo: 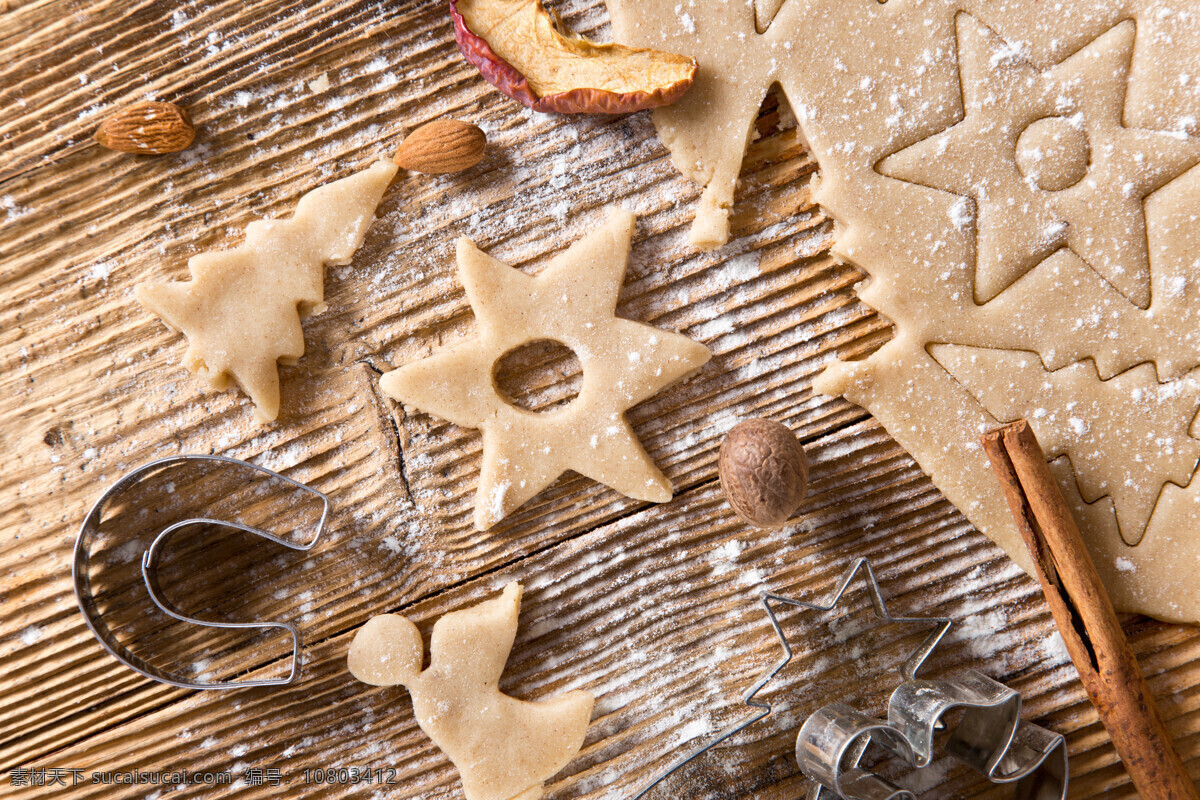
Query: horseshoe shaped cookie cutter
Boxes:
[{"xmin": 73, "ymin": 454, "xmax": 329, "ymax": 690}]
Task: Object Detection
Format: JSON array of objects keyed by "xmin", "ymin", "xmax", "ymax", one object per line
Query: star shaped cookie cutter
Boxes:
[
  {"xmin": 73, "ymin": 454, "xmax": 329, "ymax": 690},
  {"xmin": 631, "ymin": 558, "xmax": 951, "ymax": 800}
]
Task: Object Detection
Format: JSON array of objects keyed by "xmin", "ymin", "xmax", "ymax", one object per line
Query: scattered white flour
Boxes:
[
  {"xmin": 111, "ymin": 538, "xmax": 143, "ymax": 564},
  {"xmin": 897, "ymin": 757, "xmax": 955, "ymax": 793},
  {"xmin": 678, "ymin": 10, "xmax": 696, "ymax": 33},
  {"xmin": 19, "ymin": 625, "xmax": 44, "ymax": 646},
  {"xmin": 1, "ymin": 195, "xmax": 27, "ymax": 222},
  {"xmin": 255, "ymin": 441, "xmax": 307, "ymax": 472},
  {"xmin": 487, "ymin": 483, "xmax": 509, "ymax": 522},
  {"xmin": 86, "ymin": 261, "xmax": 113, "ymax": 282},
  {"xmin": 673, "ymin": 717, "xmax": 711, "ymax": 743},
  {"xmin": 709, "ymin": 538, "xmax": 742, "ymax": 575},
  {"xmin": 738, "ymin": 567, "xmax": 766, "ymax": 586},
  {"xmin": 948, "ymin": 196, "xmax": 973, "ymax": 229},
  {"xmin": 715, "ymin": 539, "xmax": 742, "ymax": 560},
  {"xmin": 1041, "ymin": 630, "xmax": 1072, "ymax": 665}
]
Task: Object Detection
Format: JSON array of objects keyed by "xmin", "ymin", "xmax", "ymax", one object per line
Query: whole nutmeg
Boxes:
[
  {"xmin": 718, "ymin": 419, "xmax": 808, "ymax": 528},
  {"xmin": 393, "ymin": 119, "xmax": 486, "ymax": 174}
]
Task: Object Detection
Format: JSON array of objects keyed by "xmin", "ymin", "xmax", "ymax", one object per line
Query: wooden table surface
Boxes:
[{"xmin": 3, "ymin": 0, "xmax": 1199, "ymax": 798}]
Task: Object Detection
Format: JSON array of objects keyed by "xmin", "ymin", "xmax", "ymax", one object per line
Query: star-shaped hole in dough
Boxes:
[
  {"xmin": 380, "ymin": 209, "xmax": 711, "ymax": 530},
  {"xmin": 880, "ymin": 14, "xmax": 1200, "ymax": 309}
]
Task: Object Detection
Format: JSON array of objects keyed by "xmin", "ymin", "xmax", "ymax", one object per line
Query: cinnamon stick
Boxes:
[{"xmin": 981, "ymin": 420, "xmax": 1197, "ymax": 800}]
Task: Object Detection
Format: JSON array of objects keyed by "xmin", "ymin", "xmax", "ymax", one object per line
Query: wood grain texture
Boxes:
[{"xmin": 1, "ymin": 0, "xmax": 1198, "ymax": 798}]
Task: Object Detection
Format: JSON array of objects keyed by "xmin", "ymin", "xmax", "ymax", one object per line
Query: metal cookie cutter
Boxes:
[
  {"xmin": 73, "ymin": 454, "xmax": 329, "ymax": 690},
  {"xmin": 798, "ymin": 670, "xmax": 1068, "ymax": 800},
  {"xmin": 631, "ymin": 558, "xmax": 951, "ymax": 800}
]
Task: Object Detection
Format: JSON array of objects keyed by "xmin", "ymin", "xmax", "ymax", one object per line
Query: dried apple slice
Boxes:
[{"xmin": 450, "ymin": 0, "xmax": 697, "ymax": 113}]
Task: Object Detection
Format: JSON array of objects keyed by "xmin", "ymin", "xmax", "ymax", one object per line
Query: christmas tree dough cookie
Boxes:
[
  {"xmin": 380, "ymin": 208, "xmax": 711, "ymax": 530},
  {"xmin": 606, "ymin": 0, "xmax": 1200, "ymax": 622},
  {"xmin": 348, "ymin": 583, "xmax": 593, "ymax": 800},
  {"xmin": 137, "ymin": 159, "xmax": 398, "ymax": 421}
]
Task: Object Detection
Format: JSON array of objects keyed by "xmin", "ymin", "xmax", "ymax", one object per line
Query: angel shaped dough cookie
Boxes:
[{"xmin": 348, "ymin": 583, "xmax": 593, "ymax": 800}]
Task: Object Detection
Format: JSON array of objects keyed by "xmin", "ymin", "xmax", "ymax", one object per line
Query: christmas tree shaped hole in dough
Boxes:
[
  {"xmin": 137, "ymin": 159, "xmax": 398, "ymax": 421},
  {"xmin": 348, "ymin": 583, "xmax": 594, "ymax": 800}
]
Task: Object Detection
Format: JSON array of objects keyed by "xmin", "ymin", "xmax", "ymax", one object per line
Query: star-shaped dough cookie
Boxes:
[
  {"xmin": 380, "ymin": 209, "xmax": 711, "ymax": 530},
  {"xmin": 881, "ymin": 15, "xmax": 1200, "ymax": 308}
]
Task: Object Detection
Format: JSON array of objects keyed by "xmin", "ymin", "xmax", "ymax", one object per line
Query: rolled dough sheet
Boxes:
[{"xmin": 605, "ymin": 0, "xmax": 1200, "ymax": 622}]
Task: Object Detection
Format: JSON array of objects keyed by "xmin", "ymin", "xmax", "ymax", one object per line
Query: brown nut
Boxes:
[
  {"xmin": 449, "ymin": 0, "xmax": 696, "ymax": 114},
  {"xmin": 94, "ymin": 101, "xmax": 195, "ymax": 154},
  {"xmin": 394, "ymin": 119, "xmax": 487, "ymax": 174},
  {"xmin": 718, "ymin": 419, "xmax": 808, "ymax": 528}
]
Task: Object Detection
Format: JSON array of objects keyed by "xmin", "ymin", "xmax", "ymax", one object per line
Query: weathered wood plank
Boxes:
[
  {"xmin": 3, "ymin": 0, "xmax": 1199, "ymax": 797},
  {"xmin": 1, "ymin": 57, "xmax": 863, "ymax": 777},
  {"xmin": 9, "ymin": 465, "xmax": 1200, "ymax": 799}
]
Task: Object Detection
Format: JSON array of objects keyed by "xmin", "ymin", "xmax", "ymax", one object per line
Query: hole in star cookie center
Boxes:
[
  {"xmin": 492, "ymin": 339, "xmax": 583, "ymax": 413},
  {"xmin": 1015, "ymin": 116, "xmax": 1091, "ymax": 192}
]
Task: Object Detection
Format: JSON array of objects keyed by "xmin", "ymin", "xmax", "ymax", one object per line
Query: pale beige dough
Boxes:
[
  {"xmin": 347, "ymin": 583, "xmax": 594, "ymax": 800},
  {"xmin": 380, "ymin": 208, "xmax": 711, "ymax": 530},
  {"xmin": 137, "ymin": 160, "xmax": 398, "ymax": 421},
  {"xmin": 1013, "ymin": 117, "xmax": 1091, "ymax": 194},
  {"xmin": 879, "ymin": 17, "xmax": 1200, "ymax": 308},
  {"xmin": 929, "ymin": 346, "xmax": 1200, "ymax": 547},
  {"xmin": 605, "ymin": 0, "xmax": 1200, "ymax": 622}
]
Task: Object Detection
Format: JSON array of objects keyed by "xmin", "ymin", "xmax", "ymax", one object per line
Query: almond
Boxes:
[
  {"xmin": 94, "ymin": 101, "xmax": 195, "ymax": 155},
  {"xmin": 393, "ymin": 119, "xmax": 486, "ymax": 174}
]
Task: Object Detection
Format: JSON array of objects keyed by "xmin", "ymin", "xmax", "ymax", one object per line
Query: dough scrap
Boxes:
[
  {"xmin": 137, "ymin": 160, "xmax": 398, "ymax": 421},
  {"xmin": 347, "ymin": 583, "xmax": 594, "ymax": 800},
  {"xmin": 605, "ymin": 0, "xmax": 1200, "ymax": 622},
  {"xmin": 380, "ymin": 208, "xmax": 711, "ymax": 530}
]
